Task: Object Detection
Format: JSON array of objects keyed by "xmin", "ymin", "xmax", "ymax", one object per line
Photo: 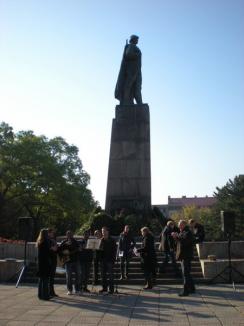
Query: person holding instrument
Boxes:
[
  {"xmin": 172, "ymin": 220, "xmax": 195, "ymax": 296},
  {"xmin": 59, "ymin": 230, "xmax": 80, "ymax": 295}
]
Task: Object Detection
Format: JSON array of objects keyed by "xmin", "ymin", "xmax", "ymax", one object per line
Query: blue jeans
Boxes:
[{"xmin": 65, "ymin": 261, "xmax": 81, "ymax": 292}]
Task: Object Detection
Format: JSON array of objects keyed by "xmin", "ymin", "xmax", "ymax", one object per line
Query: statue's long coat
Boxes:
[{"xmin": 115, "ymin": 43, "xmax": 142, "ymax": 102}]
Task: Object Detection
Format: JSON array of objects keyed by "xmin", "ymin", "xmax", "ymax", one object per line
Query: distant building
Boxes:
[{"xmin": 155, "ymin": 195, "xmax": 217, "ymax": 218}]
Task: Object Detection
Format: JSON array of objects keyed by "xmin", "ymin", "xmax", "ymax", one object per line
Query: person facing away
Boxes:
[
  {"xmin": 189, "ymin": 219, "xmax": 205, "ymax": 243},
  {"xmin": 137, "ymin": 227, "xmax": 157, "ymax": 290},
  {"xmin": 172, "ymin": 220, "xmax": 196, "ymax": 296},
  {"xmin": 47, "ymin": 228, "xmax": 58, "ymax": 297},
  {"xmin": 159, "ymin": 220, "xmax": 180, "ymax": 276},
  {"xmin": 59, "ymin": 230, "xmax": 80, "ymax": 295},
  {"xmin": 118, "ymin": 225, "xmax": 136, "ymax": 280},
  {"xmin": 78, "ymin": 230, "xmax": 93, "ymax": 293},
  {"xmin": 36, "ymin": 229, "xmax": 52, "ymax": 300},
  {"xmin": 115, "ymin": 34, "xmax": 142, "ymax": 105},
  {"xmin": 99, "ymin": 226, "xmax": 117, "ymax": 294}
]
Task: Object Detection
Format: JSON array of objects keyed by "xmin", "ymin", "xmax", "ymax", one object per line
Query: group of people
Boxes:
[{"xmin": 36, "ymin": 219, "xmax": 205, "ymax": 300}]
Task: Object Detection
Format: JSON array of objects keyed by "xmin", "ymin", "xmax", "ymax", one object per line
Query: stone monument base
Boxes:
[{"xmin": 105, "ymin": 104, "xmax": 151, "ymax": 215}]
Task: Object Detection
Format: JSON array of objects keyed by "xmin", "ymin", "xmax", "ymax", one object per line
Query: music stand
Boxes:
[
  {"xmin": 86, "ymin": 238, "xmax": 101, "ymax": 294},
  {"xmin": 209, "ymin": 232, "xmax": 244, "ymax": 290},
  {"xmin": 16, "ymin": 240, "xmax": 28, "ymax": 288}
]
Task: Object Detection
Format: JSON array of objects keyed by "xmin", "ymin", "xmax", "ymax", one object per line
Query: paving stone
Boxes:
[{"xmin": 0, "ymin": 284, "xmax": 243, "ymax": 326}]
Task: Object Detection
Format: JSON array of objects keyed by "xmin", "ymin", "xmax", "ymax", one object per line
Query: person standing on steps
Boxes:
[
  {"xmin": 159, "ymin": 220, "xmax": 180, "ymax": 276},
  {"xmin": 172, "ymin": 220, "xmax": 196, "ymax": 296},
  {"xmin": 189, "ymin": 219, "xmax": 205, "ymax": 243},
  {"xmin": 118, "ymin": 225, "xmax": 135, "ymax": 280}
]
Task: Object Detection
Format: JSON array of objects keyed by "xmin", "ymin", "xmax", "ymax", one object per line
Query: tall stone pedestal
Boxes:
[{"xmin": 105, "ymin": 104, "xmax": 151, "ymax": 215}]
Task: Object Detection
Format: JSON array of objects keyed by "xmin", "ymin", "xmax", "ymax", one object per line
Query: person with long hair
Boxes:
[
  {"xmin": 138, "ymin": 227, "xmax": 157, "ymax": 290},
  {"xmin": 36, "ymin": 229, "xmax": 52, "ymax": 300},
  {"xmin": 47, "ymin": 228, "xmax": 58, "ymax": 297}
]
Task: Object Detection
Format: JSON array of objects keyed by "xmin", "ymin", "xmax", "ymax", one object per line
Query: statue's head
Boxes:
[{"xmin": 129, "ymin": 35, "xmax": 139, "ymax": 44}]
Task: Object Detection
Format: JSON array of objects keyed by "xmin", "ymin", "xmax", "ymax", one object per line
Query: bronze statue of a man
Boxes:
[{"xmin": 115, "ymin": 35, "xmax": 143, "ymax": 105}]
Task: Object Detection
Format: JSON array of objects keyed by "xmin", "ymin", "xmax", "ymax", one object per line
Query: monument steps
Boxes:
[{"xmin": 15, "ymin": 244, "xmax": 207, "ymax": 285}]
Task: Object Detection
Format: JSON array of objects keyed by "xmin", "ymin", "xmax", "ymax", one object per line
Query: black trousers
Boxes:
[
  {"xmin": 181, "ymin": 259, "xmax": 195, "ymax": 293},
  {"xmin": 38, "ymin": 277, "xmax": 49, "ymax": 300},
  {"xmin": 80, "ymin": 261, "xmax": 92, "ymax": 290},
  {"xmin": 93, "ymin": 258, "xmax": 100, "ymax": 284},
  {"xmin": 49, "ymin": 261, "xmax": 57, "ymax": 295},
  {"xmin": 142, "ymin": 260, "xmax": 155, "ymax": 286},
  {"xmin": 101, "ymin": 261, "xmax": 114, "ymax": 292}
]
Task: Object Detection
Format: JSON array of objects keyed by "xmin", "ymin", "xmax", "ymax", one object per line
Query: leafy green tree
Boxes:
[
  {"xmin": 0, "ymin": 122, "xmax": 96, "ymax": 238},
  {"xmin": 171, "ymin": 205, "xmax": 222, "ymax": 241},
  {"xmin": 214, "ymin": 175, "xmax": 244, "ymax": 239}
]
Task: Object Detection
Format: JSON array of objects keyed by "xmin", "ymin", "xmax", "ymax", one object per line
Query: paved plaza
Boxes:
[{"xmin": 0, "ymin": 283, "xmax": 243, "ymax": 326}]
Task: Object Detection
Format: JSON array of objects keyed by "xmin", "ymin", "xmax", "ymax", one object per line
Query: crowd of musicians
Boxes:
[{"xmin": 36, "ymin": 219, "xmax": 205, "ymax": 300}]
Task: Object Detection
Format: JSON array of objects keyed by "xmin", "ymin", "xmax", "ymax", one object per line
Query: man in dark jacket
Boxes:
[
  {"xmin": 159, "ymin": 220, "xmax": 180, "ymax": 276},
  {"xmin": 172, "ymin": 220, "xmax": 195, "ymax": 296},
  {"xmin": 78, "ymin": 230, "xmax": 93, "ymax": 293},
  {"xmin": 138, "ymin": 227, "xmax": 157, "ymax": 290},
  {"xmin": 118, "ymin": 225, "xmax": 135, "ymax": 280},
  {"xmin": 189, "ymin": 219, "xmax": 205, "ymax": 243},
  {"xmin": 99, "ymin": 227, "xmax": 117, "ymax": 294}
]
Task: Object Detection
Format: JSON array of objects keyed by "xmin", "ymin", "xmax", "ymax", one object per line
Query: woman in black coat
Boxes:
[
  {"xmin": 36, "ymin": 229, "xmax": 52, "ymax": 300},
  {"xmin": 138, "ymin": 227, "xmax": 157, "ymax": 289}
]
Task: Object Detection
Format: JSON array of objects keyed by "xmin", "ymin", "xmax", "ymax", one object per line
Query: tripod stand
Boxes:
[
  {"xmin": 16, "ymin": 240, "xmax": 28, "ymax": 288},
  {"xmin": 210, "ymin": 233, "xmax": 244, "ymax": 290}
]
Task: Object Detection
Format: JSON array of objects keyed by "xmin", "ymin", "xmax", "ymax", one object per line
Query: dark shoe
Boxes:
[
  {"xmin": 83, "ymin": 288, "xmax": 90, "ymax": 293},
  {"xmin": 39, "ymin": 296, "xmax": 50, "ymax": 300},
  {"xmin": 143, "ymin": 285, "xmax": 153, "ymax": 290},
  {"xmin": 99, "ymin": 288, "xmax": 107, "ymax": 293},
  {"xmin": 178, "ymin": 292, "xmax": 189, "ymax": 297},
  {"xmin": 125, "ymin": 274, "xmax": 129, "ymax": 279},
  {"xmin": 108, "ymin": 290, "xmax": 114, "ymax": 294},
  {"xmin": 189, "ymin": 288, "xmax": 196, "ymax": 294},
  {"xmin": 50, "ymin": 292, "xmax": 58, "ymax": 297}
]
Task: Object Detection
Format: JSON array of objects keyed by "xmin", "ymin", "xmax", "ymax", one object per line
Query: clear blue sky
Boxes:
[{"xmin": 0, "ymin": 0, "xmax": 243, "ymax": 206}]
